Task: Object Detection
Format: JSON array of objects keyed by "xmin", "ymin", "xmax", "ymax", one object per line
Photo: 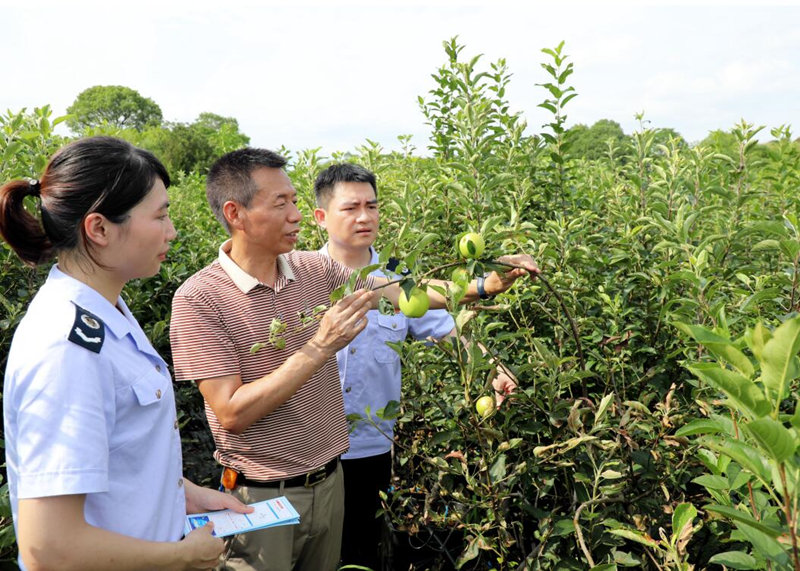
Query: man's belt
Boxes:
[{"xmin": 221, "ymin": 457, "xmax": 339, "ymax": 490}]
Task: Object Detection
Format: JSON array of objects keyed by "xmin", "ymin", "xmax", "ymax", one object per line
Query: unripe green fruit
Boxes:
[
  {"xmin": 459, "ymin": 232, "xmax": 485, "ymax": 259},
  {"xmin": 476, "ymin": 395, "xmax": 494, "ymax": 418},
  {"xmin": 398, "ymin": 287, "xmax": 429, "ymax": 318},
  {"xmin": 451, "ymin": 267, "xmax": 470, "ymax": 284}
]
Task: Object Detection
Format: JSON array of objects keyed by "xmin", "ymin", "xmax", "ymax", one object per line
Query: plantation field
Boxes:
[{"xmin": 2, "ymin": 41, "xmax": 800, "ymax": 570}]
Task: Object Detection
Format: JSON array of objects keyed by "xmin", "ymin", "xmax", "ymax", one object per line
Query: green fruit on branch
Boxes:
[
  {"xmin": 398, "ymin": 286, "xmax": 430, "ymax": 318},
  {"xmin": 459, "ymin": 232, "xmax": 485, "ymax": 259},
  {"xmin": 475, "ymin": 395, "xmax": 494, "ymax": 418}
]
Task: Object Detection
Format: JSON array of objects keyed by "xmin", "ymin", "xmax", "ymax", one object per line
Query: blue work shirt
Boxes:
[
  {"xmin": 4, "ymin": 266, "xmax": 185, "ymax": 569},
  {"xmin": 319, "ymin": 245, "xmax": 454, "ymax": 459}
]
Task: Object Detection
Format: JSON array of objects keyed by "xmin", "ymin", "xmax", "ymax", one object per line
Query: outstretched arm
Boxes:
[{"xmin": 372, "ymin": 254, "xmax": 539, "ymax": 309}]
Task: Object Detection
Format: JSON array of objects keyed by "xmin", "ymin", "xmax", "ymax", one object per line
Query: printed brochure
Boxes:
[{"xmin": 184, "ymin": 496, "xmax": 300, "ymax": 537}]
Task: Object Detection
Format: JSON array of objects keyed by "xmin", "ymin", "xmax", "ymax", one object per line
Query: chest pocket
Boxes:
[
  {"xmin": 374, "ymin": 313, "xmax": 406, "ymax": 363},
  {"xmin": 131, "ymin": 368, "xmax": 170, "ymax": 406}
]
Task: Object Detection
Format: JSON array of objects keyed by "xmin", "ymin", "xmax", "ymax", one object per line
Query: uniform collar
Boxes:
[
  {"xmin": 218, "ymin": 239, "xmax": 295, "ymax": 294},
  {"xmin": 47, "ymin": 266, "xmax": 159, "ymax": 357},
  {"xmin": 319, "ymin": 243, "xmax": 378, "ymax": 267}
]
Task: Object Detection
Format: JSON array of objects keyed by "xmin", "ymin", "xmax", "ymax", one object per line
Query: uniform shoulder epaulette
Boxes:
[
  {"xmin": 386, "ymin": 257, "xmax": 411, "ymax": 276},
  {"xmin": 67, "ymin": 304, "xmax": 105, "ymax": 354}
]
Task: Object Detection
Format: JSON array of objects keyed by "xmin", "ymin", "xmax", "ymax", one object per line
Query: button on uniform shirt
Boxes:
[
  {"xmin": 319, "ymin": 245, "xmax": 454, "ymax": 460},
  {"xmin": 3, "ymin": 266, "xmax": 185, "ymax": 568}
]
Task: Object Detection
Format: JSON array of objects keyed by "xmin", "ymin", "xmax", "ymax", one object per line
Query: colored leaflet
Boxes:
[{"xmin": 184, "ymin": 496, "xmax": 300, "ymax": 537}]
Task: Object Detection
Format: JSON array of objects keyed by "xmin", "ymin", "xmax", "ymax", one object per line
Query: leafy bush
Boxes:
[{"xmin": 2, "ymin": 38, "xmax": 800, "ymax": 571}]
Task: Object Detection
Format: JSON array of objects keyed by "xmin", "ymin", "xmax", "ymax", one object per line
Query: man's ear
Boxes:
[
  {"xmin": 223, "ymin": 200, "xmax": 244, "ymax": 232},
  {"xmin": 82, "ymin": 212, "xmax": 112, "ymax": 247},
  {"xmin": 313, "ymin": 207, "xmax": 327, "ymax": 229}
]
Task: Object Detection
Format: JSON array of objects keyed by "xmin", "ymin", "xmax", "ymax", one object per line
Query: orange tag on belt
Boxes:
[{"xmin": 221, "ymin": 467, "xmax": 238, "ymax": 490}]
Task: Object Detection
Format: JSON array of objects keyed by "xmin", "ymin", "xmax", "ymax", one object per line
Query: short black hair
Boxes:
[
  {"xmin": 206, "ymin": 148, "xmax": 287, "ymax": 232},
  {"xmin": 313, "ymin": 163, "xmax": 377, "ymax": 208}
]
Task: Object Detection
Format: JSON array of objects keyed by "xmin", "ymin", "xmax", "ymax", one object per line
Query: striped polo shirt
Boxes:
[{"xmin": 170, "ymin": 242, "xmax": 373, "ymax": 481}]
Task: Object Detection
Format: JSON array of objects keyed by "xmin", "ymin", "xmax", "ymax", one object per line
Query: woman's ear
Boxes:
[{"xmin": 82, "ymin": 213, "xmax": 112, "ymax": 247}]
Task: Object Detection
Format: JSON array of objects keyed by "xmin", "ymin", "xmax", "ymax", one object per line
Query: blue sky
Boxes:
[{"xmin": 3, "ymin": 1, "xmax": 799, "ymax": 155}]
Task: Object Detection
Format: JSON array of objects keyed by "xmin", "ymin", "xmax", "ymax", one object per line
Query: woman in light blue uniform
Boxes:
[{"xmin": 0, "ymin": 137, "xmax": 250, "ymax": 570}]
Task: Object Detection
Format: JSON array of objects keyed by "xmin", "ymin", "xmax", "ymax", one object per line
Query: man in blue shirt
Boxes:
[{"xmin": 313, "ymin": 163, "xmax": 516, "ymax": 569}]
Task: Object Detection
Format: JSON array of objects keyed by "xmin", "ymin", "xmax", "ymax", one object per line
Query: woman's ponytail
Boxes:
[{"xmin": 0, "ymin": 178, "xmax": 53, "ymax": 265}]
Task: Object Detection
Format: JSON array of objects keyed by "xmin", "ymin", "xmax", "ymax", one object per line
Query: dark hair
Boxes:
[
  {"xmin": 314, "ymin": 163, "xmax": 377, "ymax": 208},
  {"xmin": 0, "ymin": 136, "xmax": 170, "ymax": 266},
  {"xmin": 206, "ymin": 148, "xmax": 287, "ymax": 232}
]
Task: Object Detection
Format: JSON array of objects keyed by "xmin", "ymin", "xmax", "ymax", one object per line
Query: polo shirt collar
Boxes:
[{"xmin": 218, "ymin": 239, "xmax": 295, "ymax": 294}]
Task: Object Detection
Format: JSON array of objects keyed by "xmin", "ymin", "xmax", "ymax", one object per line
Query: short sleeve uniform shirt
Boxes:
[
  {"xmin": 3, "ymin": 266, "xmax": 185, "ymax": 560},
  {"xmin": 319, "ymin": 245, "xmax": 454, "ymax": 459}
]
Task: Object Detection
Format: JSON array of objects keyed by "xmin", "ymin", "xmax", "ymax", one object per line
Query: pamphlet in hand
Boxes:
[{"xmin": 184, "ymin": 496, "xmax": 300, "ymax": 537}]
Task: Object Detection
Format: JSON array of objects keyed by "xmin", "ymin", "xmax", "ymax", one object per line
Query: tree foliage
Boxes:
[
  {"xmin": 568, "ymin": 119, "xmax": 628, "ymax": 160},
  {"xmin": 66, "ymin": 85, "xmax": 163, "ymax": 132},
  {"xmin": 4, "ymin": 40, "xmax": 800, "ymax": 571}
]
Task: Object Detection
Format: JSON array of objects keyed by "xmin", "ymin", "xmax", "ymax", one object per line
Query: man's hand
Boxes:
[
  {"xmin": 484, "ymin": 254, "xmax": 540, "ymax": 296},
  {"xmin": 491, "ymin": 370, "xmax": 517, "ymax": 406},
  {"xmin": 311, "ymin": 289, "xmax": 372, "ymax": 356},
  {"xmin": 184, "ymin": 479, "xmax": 254, "ymax": 515}
]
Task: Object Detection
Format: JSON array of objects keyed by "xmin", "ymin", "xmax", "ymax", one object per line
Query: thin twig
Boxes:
[
  {"xmin": 573, "ymin": 494, "xmax": 625, "ymax": 567},
  {"xmin": 492, "ymin": 261, "xmax": 586, "ymax": 392}
]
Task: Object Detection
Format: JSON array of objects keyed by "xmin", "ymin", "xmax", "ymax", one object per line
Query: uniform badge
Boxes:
[{"xmin": 68, "ymin": 304, "xmax": 105, "ymax": 353}]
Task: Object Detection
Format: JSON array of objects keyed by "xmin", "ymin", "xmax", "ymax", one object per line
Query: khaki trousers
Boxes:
[{"xmin": 219, "ymin": 462, "xmax": 344, "ymax": 571}]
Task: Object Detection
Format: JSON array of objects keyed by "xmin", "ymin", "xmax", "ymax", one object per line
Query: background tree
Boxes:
[
  {"xmin": 65, "ymin": 85, "xmax": 163, "ymax": 133},
  {"xmin": 137, "ymin": 113, "xmax": 250, "ymax": 175},
  {"xmin": 568, "ymin": 118, "xmax": 628, "ymax": 160}
]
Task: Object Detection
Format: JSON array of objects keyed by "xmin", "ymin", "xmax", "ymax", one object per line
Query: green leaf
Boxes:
[
  {"xmin": 607, "ymin": 528, "xmax": 659, "ymax": 547},
  {"xmin": 489, "ymin": 454, "xmax": 507, "ymax": 482},
  {"xmin": 742, "ymin": 417, "xmax": 797, "ymax": 463},
  {"xmin": 745, "ymin": 322, "xmax": 772, "ymax": 363},
  {"xmin": 675, "ymin": 418, "xmax": 726, "ymax": 437},
  {"xmin": 455, "ymin": 308, "xmax": 476, "ymax": 331},
  {"xmin": 735, "ymin": 521, "xmax": 790, "ymax": 564},
  {"xmin": 752, "ymin": 239, "xmax": 781, "ymax": 251},
  {"xmin": 670, "ymin": 503, "xmax": 697, "ymax": 547},
  {"xmin": 688, "ymin": 363, "xmax": 770, "ymax": 419},
  {"xmin": 593, "ymin": 393, "xmax": 614, "ymax": 427},
  {"xmin": 708, "ymin": 551, "xmax": 758, "ymax": 569},
  {"xmin": 692, "ymin": 474, "xmax": 730, "ymax": 490},
  {"xmin": 759, "ymin": 316, "xmax": 800, "ymax": 405},
  {"xmin": 674, "ymin": 322, "xmax": 754, "ymax": 377},
  {"xmin": 377, "ymin": 400, "xmax": 401, "ymax": 420},
  {"xmin": 703, "ymin": 438, "xmax": 771, "ymax": 481},
  {"xmin": 780, "ymin": 239, "xmax": 800, "ymax": 260},
  {"xmin": 705, "ymin": 504, "xmax": 781, "ymax": 537},
  {"xmin": 612, "ymin": 550, "xmax": 641, "ymax": 566}
]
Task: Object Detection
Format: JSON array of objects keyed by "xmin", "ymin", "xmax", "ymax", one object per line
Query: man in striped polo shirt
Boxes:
[{"xmin": 169, "ymin": 148, "xmax": 538, "ymax": 571}]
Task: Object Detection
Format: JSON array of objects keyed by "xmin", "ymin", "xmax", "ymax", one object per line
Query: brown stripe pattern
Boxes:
[{"xmin": 170, "ymin": 250, "xmax": 371, "ymax": 481}]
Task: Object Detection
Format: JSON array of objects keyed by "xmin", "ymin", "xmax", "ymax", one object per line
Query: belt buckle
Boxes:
[{"xmin": 304, "ymin": 466, "xmax": 327, "ymax": 487}]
